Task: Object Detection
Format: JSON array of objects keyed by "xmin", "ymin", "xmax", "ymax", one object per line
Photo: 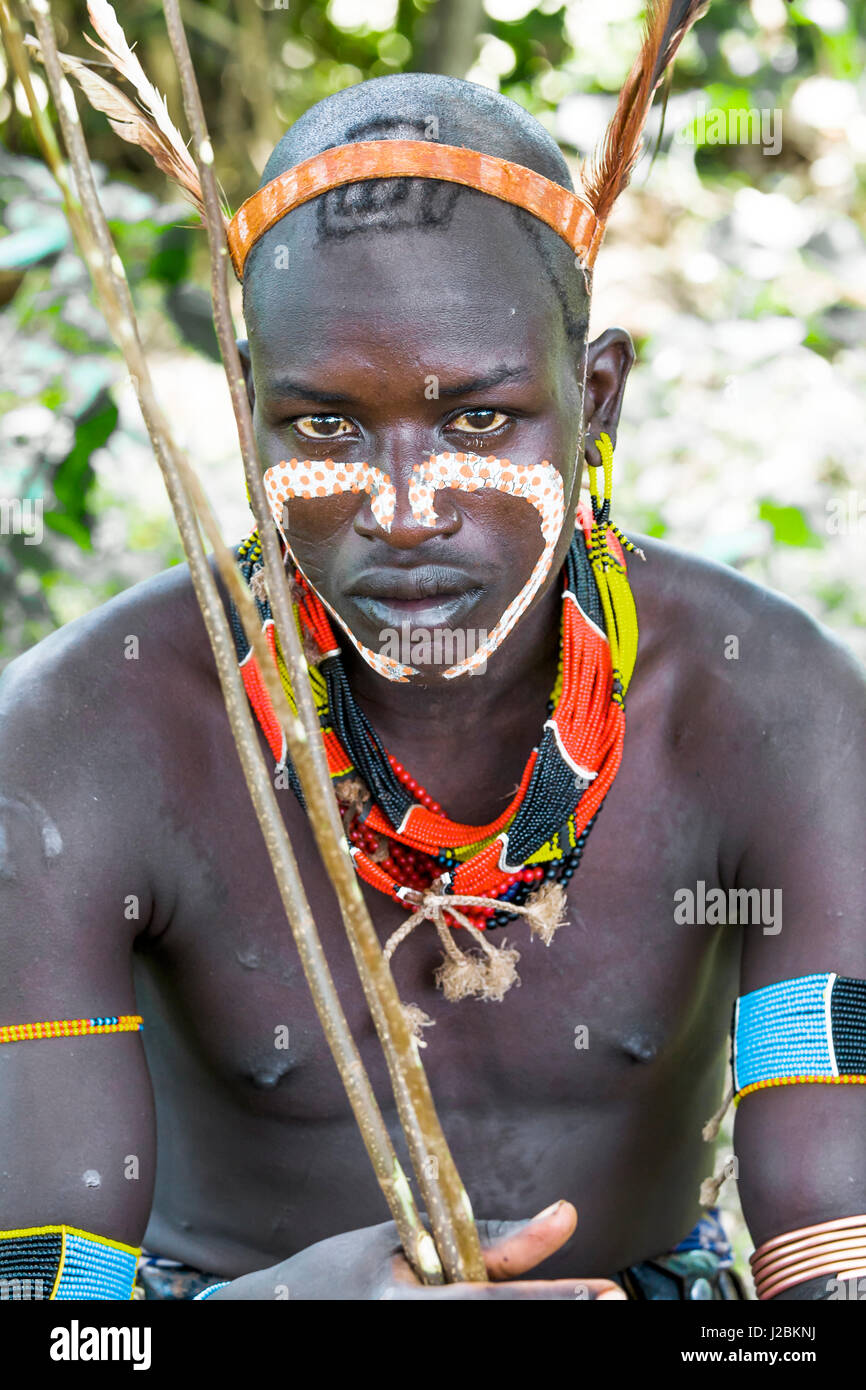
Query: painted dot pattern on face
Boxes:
[
  {"xmin": 409, "ymin": 453, "xmax": 564, "ymax": 677},
  {"xmin": 264, "ymin": 457, "xmax": 395, "ymax": 531},
  {"xmin": 263, "ymin": 457, "xmax": 405, "ymax": 680},
  {"xmin": 262, "ymin": 449, "xmax": 565, "ymax": 682}
]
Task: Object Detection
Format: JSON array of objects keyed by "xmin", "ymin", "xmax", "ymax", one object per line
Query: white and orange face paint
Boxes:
[{"xmin": 263, "ymin": 451, "xmax": 565, "ymax": 681}]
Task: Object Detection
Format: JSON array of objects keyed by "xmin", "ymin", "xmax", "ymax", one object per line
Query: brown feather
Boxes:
[
  {"xmin": 83, "ymin": 1, "xmax": 198, "ymax": 184},
  {"xmin": 73, "ymin": 54, "xmax": 203, "ymax": 213},
  {"xmin": 24, "ymin": 2, "xmax": 211, "ymax": 222},
  {"xmin": 582, "ymin": 0, "xmax": 710, "ymax": 224}
]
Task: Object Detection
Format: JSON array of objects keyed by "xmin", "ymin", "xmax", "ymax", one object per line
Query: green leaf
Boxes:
[
  {"xmin": 42, "ymin": 511, "xmax": 93, "ymax": 550},
  {"xmin": 48, "ymin": 398, "xmax": 119, "ymax": 551},
  {"xmin": 758, "ymin": 501, "xmax": 823, "ymax": 549}
]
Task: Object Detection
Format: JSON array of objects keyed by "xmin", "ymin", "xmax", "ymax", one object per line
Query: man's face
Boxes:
[{"xmin": 242, "ymin": 192, "xmax": 586, "ymax": 683}]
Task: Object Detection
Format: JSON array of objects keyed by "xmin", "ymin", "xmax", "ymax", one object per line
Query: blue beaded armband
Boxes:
[
  {"xmin": 0, "ymin": 1225, "xmax": 139, "ymax": 1300},
  {"xmin": 193, "ymin": 1281, "xmax": 230, "ymax": 1300},
  {"xmin": 732, "ymin": 972, "xmax": 866, "ymax": 1102}
]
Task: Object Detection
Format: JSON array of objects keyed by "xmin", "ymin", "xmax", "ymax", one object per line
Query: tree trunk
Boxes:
[{"xmin": 412, "ymin": 0, "xmax": 486, "ymax": 79}]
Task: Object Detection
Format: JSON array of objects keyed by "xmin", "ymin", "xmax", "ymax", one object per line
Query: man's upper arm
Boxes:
[
  {"xmin": 731, "ymin": 604, "xmax": 866, "ymax": 1296},
  {"xmin": 0, "ymin": 637, "xmax": 156, "ymax": 1249}
]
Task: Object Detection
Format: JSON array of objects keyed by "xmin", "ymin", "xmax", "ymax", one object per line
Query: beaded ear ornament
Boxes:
[{"xmin": 229, "ymin": 432, "xmax": 641, "ymax": 1019}]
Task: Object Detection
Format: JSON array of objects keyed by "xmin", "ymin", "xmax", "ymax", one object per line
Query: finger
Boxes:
[
  {"xmin": 384, "ymin": 1277, "xmax": 627, "ymax": 1301},
  {"xmin": 482, "ymin": 1199, "xmax": 578, "ymax": 1279}
]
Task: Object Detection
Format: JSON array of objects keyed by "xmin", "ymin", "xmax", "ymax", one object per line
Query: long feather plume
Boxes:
[
  {"xmin": 581, "ymin": 0, "xmax": 709, "ymax": 224},
  {"xmin": 26, "ymin": 0, "xmax": 211, "ymax": 221}
]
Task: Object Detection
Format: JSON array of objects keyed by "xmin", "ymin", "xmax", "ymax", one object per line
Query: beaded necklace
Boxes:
[{"xmin": 228, "ymin": 495, "xmax": 639, "ymax": 978}]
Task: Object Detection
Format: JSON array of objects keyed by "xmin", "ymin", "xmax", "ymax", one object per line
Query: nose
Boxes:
[{"xmin": 354, "ymin": 456, "xmax": 461, "ymax": 549}]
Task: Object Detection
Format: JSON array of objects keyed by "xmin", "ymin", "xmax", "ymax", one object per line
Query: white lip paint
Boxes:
[{"xmin": 262, "ymin": 450, "xmax": 565, "ymax": 681}]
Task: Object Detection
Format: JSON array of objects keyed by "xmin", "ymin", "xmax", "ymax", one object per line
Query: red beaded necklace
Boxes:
[{"xmin": 232, "ymin": 502, "xmax": 629, "ymax": 936}]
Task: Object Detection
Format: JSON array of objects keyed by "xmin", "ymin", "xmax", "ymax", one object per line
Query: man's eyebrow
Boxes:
[
  {"xmin": 263, "ymin": 365, "xmax": 531, "ymax": 405},
  {"xmin": 437, "ymin": 365, "xmax": 531, "ymax": 397},
  {"xmin": 264, "ymin": 378, "xmax": 359, "ymax": 406}
]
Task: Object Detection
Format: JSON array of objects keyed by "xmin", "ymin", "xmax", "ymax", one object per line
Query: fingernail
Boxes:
[
  {"xmin": 597, "ymin": 1287, "xmax": 627, "ymax": 1300},
  {"xmin": 533, "ymin": 1200, "xmax": 563, "ymax": 1221}
]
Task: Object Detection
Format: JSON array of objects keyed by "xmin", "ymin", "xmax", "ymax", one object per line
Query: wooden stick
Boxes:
[
  {"xmin": 14, "ymin": 0, "xmax": 442, "ymax": 1284},
  {"xmin": 162, "ymin": 0, "xmax": 486, "ymax": 1283}
]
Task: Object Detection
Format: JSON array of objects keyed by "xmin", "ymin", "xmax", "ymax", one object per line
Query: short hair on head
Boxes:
[{"xmin": 244, "ymin": 73, "xmax": 589, "ymax": 350}]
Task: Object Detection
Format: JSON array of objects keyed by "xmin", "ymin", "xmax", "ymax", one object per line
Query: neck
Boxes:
[{"xmin": 342, "ymin": 573, "xmax": 563, "ymax": 765}]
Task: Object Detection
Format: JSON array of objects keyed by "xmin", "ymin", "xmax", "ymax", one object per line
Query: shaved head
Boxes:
[
  {"xmin": 243, "ymin": 72, "xmax": 588, "ymax": 349},
  {"xmin": 237, "ymin": 72, "xmax": 636, "ymax": 695},
  {"xmin": 260, "ymin": 72, "xmax": 574, "ymax": 185}
]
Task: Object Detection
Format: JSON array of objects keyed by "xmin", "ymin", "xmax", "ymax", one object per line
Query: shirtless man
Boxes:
[{"xmin": 1, "ymin": 74, "xmax": 864, "ymax": 1303}]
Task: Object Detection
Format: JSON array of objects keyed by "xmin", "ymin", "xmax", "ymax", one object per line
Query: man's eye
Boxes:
[
  {"xmin": 450, "ymin": 409, "xmax": 509, "ymax": 434},
  {"xmin": 294, "ymin": 415, "xmax": 355, "ymax": 439}
]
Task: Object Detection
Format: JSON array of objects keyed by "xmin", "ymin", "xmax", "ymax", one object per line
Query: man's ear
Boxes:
[
  {"xmin": 237, "ymin": 338, "xmax": 255, "ymax": 411},
  {"xmin": 582, "ymin": 327, "xmax": 635, "ymax": 468}
]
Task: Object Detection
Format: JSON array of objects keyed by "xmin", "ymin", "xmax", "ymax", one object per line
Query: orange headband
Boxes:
[{"xmin": 227, "ymin": 139, "xmax": 603, "ymax": 280}]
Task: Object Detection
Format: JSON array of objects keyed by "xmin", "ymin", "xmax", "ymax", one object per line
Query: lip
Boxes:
[
  {"xmin": 347, "ymin": 566, "xmax": 483, "ymax": 633},
  {"xmin": 348, "ymin": 565, "xmax": 478, "ymax": 601},
  {"xmin": 351, "ymin": 591, "xmax": 482, "ymax": 632}
]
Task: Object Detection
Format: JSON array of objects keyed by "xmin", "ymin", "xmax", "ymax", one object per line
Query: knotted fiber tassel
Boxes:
[
  {"xmin": 435, "ymin": 950, "xmax": 521, "ymax": 1003},
  {"xmin": 249, "ymin": 567, "xmax": 268, "ymax": 603},
  {"xmin": 702, "ymin": 1082, "xmax": 734, "ymax": 1143},
  {"xmin": 702, "ymin": 1035, "xmax": 735, "ymax": 1142},
  {"xmin": 465, "ymin": 929, "xmax": 521, "ymax": 1003},
  {"xmin": 402, "ymin": 1002, "xmax": 435, "ymax": 1047},
  {"xmin": 298, "ymin": 623, "xmax": 326, "ymax": 669},
  {"xmin": 382, "ymin": 878, "xmax": 567, "ymax": 1008},
  {"xmin": 433, "ymin": 916, "xmax": 521, "ymax": 1004},
  {"xmin": 334, "ymin": 775, "xmax": 370, "ymax": 819},
  {"xmin": 434, "ymin": 947, "xmax": 490, "ymax": 1003},
  {"xmin": 699, "ymin": 1166, "xmax": 731, "ymax": 1208},
  {"xmin": 523, "ymin": 880, "xmax": 568, "ymax": 946}
]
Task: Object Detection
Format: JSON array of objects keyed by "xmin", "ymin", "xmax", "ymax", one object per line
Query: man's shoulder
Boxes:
[
  {"xmin": 629, "ymin": 534, "xmax": 864, "ymax": 732},
  {"xmin": 0, "ymin": 561, "xmax": 216, "ymax": 744}
]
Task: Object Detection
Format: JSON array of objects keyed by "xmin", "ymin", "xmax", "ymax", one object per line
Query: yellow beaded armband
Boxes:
[{"xmin": 0, "ymin": 1015, "xmax": 143, "ymax": 1044}]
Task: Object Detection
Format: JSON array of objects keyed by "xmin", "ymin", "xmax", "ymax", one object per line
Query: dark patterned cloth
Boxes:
[
  {"xmin": 134, "ymin": 1251, "xmax": 225, "ymax": 1301},
  {"xmin": 616, "ymin": 1208, "xmax": 747, "ymax": 1300},
  {"xmin": 135, "ymin": 1209, "xmax": 746, "ymax": 1301}
]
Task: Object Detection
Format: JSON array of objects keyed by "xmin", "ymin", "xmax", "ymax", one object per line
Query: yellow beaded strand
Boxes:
[
  {"xmin": 0, "ymin": 1016, "xmax": 143, "ymax": 1045},
  {"xmin": 734, "ymin": 1074, "xmax": 866, "ymax": 1105},
  {"xmin": 585, "ymin": 433, "xmax": 639, "ymax": 701}
]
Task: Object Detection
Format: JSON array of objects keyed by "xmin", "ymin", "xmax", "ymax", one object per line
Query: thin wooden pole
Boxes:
[
  {"xmin": 162, "ymin": 0, "xmax": 486, "ymax": 1282},
  {"xmin": 12, "ymin": 0, "xmax": 443, "ymax": 1283}
]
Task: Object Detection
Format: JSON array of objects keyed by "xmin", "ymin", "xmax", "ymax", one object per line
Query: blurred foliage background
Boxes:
[{"xmin": 1, "ymin": 0, "xmax": 865, "ymax": 1283}]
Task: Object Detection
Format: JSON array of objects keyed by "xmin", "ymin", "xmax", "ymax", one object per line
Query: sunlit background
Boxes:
[{"xmin": 2, "ymin": 0, "xmax": 865, "ymax": 1287}]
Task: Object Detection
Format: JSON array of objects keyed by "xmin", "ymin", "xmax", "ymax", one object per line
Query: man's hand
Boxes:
[
  {"xmin": 387, "ymin": 1200, "xmax": 626, "ymax": 1299},
  {"xmin": 210, "ymin": 1200, "xmax": 627, "ymax": 1300}
]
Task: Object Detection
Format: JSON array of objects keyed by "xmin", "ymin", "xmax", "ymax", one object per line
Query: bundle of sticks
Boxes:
[{"xmin": 0, "ymin": 0, "xmax": 485, "ymax": 1285}]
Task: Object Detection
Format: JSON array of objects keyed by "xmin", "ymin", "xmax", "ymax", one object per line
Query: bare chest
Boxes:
[{"xmin": 138, "ymin": 699, "xmax": 740, "ymax": 1125}]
